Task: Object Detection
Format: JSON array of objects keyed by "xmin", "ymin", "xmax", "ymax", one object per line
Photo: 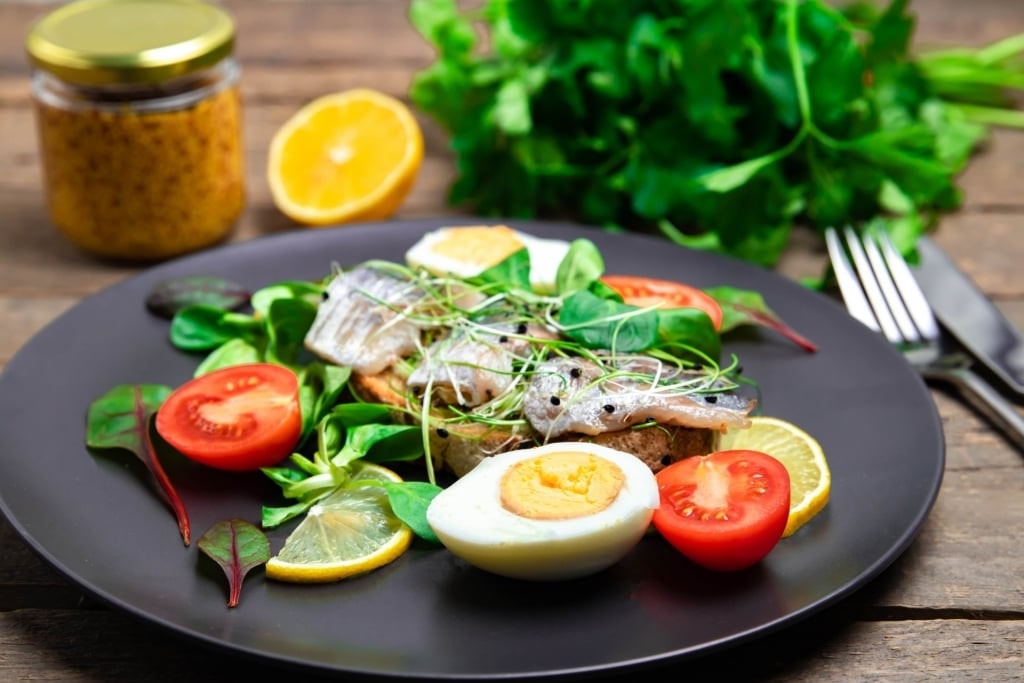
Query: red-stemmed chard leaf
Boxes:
[
  {"xmin": 197, "ymin": 519, "xmax": 271, "ymax": 608},
  {"xmin": 146, "ymin": 276, "xmax": 251, "ymax": 319},
  {"xmin": 705, "ymin": 286, "xmax": 818, "ymax": 353},
  {"xmin": 86, "ymin": 384, "xmax": 191, "ymax": 545}
]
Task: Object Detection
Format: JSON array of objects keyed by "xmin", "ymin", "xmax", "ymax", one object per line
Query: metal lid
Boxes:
[{"xmin": 26, "ymin": 0, "xmax": 235, "ymax": 86}]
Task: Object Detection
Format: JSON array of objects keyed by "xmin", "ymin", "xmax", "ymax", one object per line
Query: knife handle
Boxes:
[{"xmin": 931, "ymin": 365, "xmax": 1024, "ymax": 451}]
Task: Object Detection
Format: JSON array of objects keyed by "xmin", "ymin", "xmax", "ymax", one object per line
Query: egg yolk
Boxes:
[
  {"xmin": 499, "ymin": 451, "xmax": 626, "ymax": 520},
  {"xmin": 431, "ymin": 226, "xmax": 524, "ymax": 268}
]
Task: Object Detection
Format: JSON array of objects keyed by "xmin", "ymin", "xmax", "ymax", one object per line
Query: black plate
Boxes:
[{"xmin": 0, "ymin": 219, "xmax": 944, "ymax": 681}]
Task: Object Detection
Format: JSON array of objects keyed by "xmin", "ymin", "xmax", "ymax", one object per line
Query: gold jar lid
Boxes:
[{"xmin": 26, "ymin": 0, "xmax": 235, "ymax": 86}]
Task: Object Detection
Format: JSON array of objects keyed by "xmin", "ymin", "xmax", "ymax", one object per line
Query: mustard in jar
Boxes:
[{"xmin": 26, "ymin": 0, "xmax": 246, "ymax": 261}]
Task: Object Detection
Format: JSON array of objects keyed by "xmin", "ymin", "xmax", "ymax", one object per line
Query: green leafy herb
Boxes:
[
  {"xmin": 378, "ymin": 481, "xmax": 441, "ymax": 544},
  {"xmin": 145, "ymin": 276, "xmax": 250, "ymax": 319},
  {"xmin": 555, "ymin": 238, "xmax": 605, "ymax": 295},
  {"xmin": 163, "ymin": 278, "xmax": 340, "ymax": 442},
  {"xmin": 558, "ymin": 282, "xmax": 723, "ymax": 360},
  {"xmin": 195, "ymin": 338, "xmax": 263, "ymax": 376},
  {"xmin": 250, "ymin": 280, "xmax": 324, "ymax": 317},
  {"xmin": 169, "ymin": 305, "xmax": 262, "ymax": 352},
  {"xmin": 261, "ymin": 407, "xmax": 440, "ymax": 539},
  {"xmin": 197, "ymin": 518, "xmax": 271, "ymax": 608},
  {"xmin": 559, "ymin": 289, "xmax": 660, "ymax": 353},
  {"xmin": 166, "ymin": 278, "xmax": 324, "ymax": 361},
  {"xmin": 408, "ymin": 0, "xmax": 1024, "ymax": 268},
  {"xmin": 656, "ymin": 307, "xmax": 722, "ymax": 361},
  {"xmin": 263, "ymin": 298, "xmax": 319, "ymax": 366},
  {"xmin": 85, "ymin": 384, "xmax": 190, "ymax": 545},
  {"xmin": 296, "ymin": 362, "xmax": 352, "ymax": 444},
  {"xmin": 467, "ymin": 247, "xmax": 533, "ymax": 292}
]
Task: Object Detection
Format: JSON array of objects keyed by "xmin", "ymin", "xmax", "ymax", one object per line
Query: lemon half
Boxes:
[{"xmin": 267, "ymin": 89, "xmax": 424, "ymax": 226}]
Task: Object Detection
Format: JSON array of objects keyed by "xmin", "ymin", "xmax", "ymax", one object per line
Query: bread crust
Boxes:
[{"xmin": 350, "ymin": 370, "xmax": 718, "ymax": 478}]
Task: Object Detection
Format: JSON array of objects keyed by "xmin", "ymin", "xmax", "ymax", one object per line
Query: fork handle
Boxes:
[{"xmin": 924, "ymin": 365, "xmax": 1024, "ymax": 451}]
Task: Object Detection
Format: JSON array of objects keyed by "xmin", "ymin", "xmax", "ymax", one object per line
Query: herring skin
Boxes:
[
  {"xmin": 524, "ymin": 356, "xmax": 754, "ymax": 440},
  {"xmin": 304, "ymin": 266, "xmax": 425, "ymax": 375}
]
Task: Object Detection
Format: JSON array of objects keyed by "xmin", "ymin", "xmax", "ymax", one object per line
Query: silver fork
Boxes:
[{"xmin": 826, "ymin": 225, "xmax": 1024, "ymax": 449}]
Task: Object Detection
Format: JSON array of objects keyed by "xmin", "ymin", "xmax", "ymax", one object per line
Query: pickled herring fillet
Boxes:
[
  {"xmin": 407, "ymin": 320, "xmax": 551, "ymax": 407},
  {"xmin": 408, "ymin": 333, "xmax": 515, "ymax": 407},
  {"xmin": 304, "ymin": 266, "xmax": 425, "ymax": 375},
  {"xmin": 524, "ymin": 356, "xmax": 754, "ymax": 439}
]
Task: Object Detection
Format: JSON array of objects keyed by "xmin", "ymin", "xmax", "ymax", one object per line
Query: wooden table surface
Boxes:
[{"xmin": 2, "ymin": 1, "xmax": 1023, "ymax": 680}]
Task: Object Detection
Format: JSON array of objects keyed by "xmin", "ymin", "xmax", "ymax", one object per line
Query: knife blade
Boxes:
[{"xmin": 913, "ymin": 236, "xmax": 1024, "ymax": 398}]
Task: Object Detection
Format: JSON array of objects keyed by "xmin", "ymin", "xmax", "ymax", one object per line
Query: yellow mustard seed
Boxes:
[{"xmin": 35, "ymin": 86, "xmax": 245, "ymax": 260}]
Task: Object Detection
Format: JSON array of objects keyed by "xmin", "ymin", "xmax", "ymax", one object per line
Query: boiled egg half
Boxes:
[
  {"xmin": 405, "ymin": 225, "xmax": 570, "ymax": 294},
  {"xmin": 426, "ymin": 442, "xmax": 659, "ymax": 581}
]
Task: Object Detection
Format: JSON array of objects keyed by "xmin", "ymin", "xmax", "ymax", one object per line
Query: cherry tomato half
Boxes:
[
  {"xmin": 155, "ymin": 363, "xmax": 302, "ymax": 472},
  {"xmin": 652, "ymin": 450, "xmax": 790, "ymax": 571},
  {"xmin": 600, "ymin": 275, "xmax": 724, "ymax": 331}
]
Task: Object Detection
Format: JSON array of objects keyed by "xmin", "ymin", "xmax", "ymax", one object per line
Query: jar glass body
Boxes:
[{"xmin": 31, "ymin": 57, "xmax": 245, "ymax": 261}]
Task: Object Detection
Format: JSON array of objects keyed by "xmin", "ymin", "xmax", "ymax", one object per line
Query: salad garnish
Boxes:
[
  {"xmin": 197, "ymin": 518, "xmax": 271, "ymax": 608},
  {"xmin": 83, "ymin": 233, "xmax": 818, "ymax": 601},
  {"xmin": 85, "ymin": 384, "xmax": 190, "ymax": 546}
]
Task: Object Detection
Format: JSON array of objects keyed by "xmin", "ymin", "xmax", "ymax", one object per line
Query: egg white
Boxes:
[
  {"xmin": 425, "ymin": 442, "xmax": 659, "ymax": 581},
  {"xmin": 405, "ymin": 226, "xmax": 570, "ymax": 294}
]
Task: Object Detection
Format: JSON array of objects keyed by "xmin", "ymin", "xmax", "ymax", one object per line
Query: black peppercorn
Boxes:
[{"xmin": 550, "ymin": 396, "xmax": 561, "ymax": 406}]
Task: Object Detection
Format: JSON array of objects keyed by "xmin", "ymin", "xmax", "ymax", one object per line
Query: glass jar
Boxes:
[{"xmin": 26, "ymin": 0, "xmax": 246, "ymax": 261}]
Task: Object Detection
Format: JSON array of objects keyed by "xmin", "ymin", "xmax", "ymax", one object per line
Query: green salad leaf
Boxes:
[
  {"xmin": 86, "ymin": 384, "xmax": 190, "ymax": 545},
  {"xmin": 260, "ymin": 405, "xmax": 439, "ymax": 538}
]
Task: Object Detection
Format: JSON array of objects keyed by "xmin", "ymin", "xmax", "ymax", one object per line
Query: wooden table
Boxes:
[{"xmin": 2, "ymin": 1, "xmax": 1023, "ymax": 680}]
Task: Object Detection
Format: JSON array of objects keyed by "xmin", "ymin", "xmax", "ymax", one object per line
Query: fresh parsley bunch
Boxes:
[{"xmin": 409, "ymin": 0, "xmax": 1024, "ymax": 268}]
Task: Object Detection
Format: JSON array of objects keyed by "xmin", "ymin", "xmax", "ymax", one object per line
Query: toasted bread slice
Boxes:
[{"xmin": 350, "ymin": 369, "xmax": 717, "ymax": 477}]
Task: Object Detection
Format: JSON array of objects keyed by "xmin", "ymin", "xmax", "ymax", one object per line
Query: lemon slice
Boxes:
[
  {"xmin": 719, "ymin": 416, "xmax": 830, "ymax": 537},
  {"xmin": 267, "ymin": 88, "xmax": 424, "ymax": 226},
  {"xmin": 266, "ymin": 462, "xmax": 412, "ymax": 582}
]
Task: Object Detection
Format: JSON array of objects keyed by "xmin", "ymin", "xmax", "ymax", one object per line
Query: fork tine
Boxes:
[
  {"xmin": 873, "ymin": 228, "xmax": 942, "ymax": 342},
  {"xmin": 860, "ymin": 227, "xmax": 922, "ymax": 344},
  {"xmin": 825, "ymin": 227, "xmax": 883, "ymax": 334},
  {"xmin": 840, "ymin": 226, "xmax": 904, "ymax": 344}
]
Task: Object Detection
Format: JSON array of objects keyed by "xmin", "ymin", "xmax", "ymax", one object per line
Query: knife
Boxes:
[{"xmin": 913, "ymin": 236, "xmax": 1024, "ymax": 399}]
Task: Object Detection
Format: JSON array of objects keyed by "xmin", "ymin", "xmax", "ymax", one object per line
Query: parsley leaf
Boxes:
[{"xmin": 409, "ymin": 0, "xmax": 1024, "ymax": 268}]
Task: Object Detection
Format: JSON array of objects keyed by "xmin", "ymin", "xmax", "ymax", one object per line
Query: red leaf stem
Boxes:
[
  {"xmin": 738, "ymin": 306, "xmax": 819, "ymax": 353},
  {"xmin": 133, "ymin": 387, "xmax": 191, "ymax": 546}
]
